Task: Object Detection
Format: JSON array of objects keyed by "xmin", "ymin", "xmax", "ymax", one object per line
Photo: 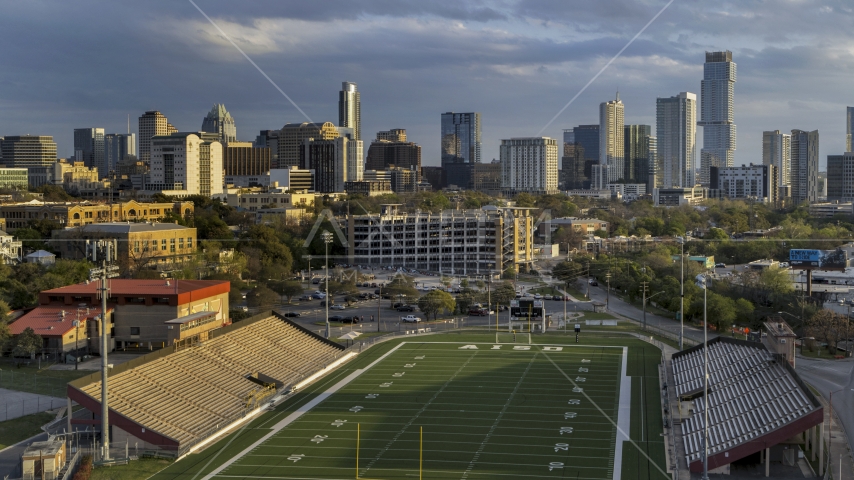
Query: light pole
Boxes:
[
  {"xmin": 702, "ymin": 273, "xmax": 711, "ymax": 480},
  {"xmin": 644, "ymin": 291, "xmax": 664, "ymax": 332},
  {"xmin": 322, "ymin": 231, "xmax": 333, "ymax": 339},
  {"xmin": 677, "ymin": 236, "xmax": 686, "ymax": 350}
]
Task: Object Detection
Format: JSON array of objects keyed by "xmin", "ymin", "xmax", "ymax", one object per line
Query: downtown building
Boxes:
[
  {"xmin": 790, "ymin": 129, "xmax": 819, "ymax": 204},
  {"xmin": 0, "ymin": 135, "xmax": 58, "ymax": 187},
  {"xmin": 624, "ymin": 125, "xmax": 654, "ymax": 188},
  {"xmin": 847, "ymin": 106, "xmax": 854, "ymax": 153},
  {"xmin": 365, "ymin": 130, "xmax": 420, "ymax": 173},
  {"xmin": 299, "ymin": 137, "xmax": 348, "ymax": 193},
  {"xmin": 138, "ymin": 111, "xmax": 177, "ymax": 163},
  {"xmin": 599, "ymin": 94, "xmax": 625, "ymax": 182},
  {"xmin": 73, "ymin": 128, "xmax": 105, "ymax": 178},
  {"xmin": 656, "ymin": 92, "xmax": 697, "ymax": 188},
  {"xmin": 501, "ymin": 137, "xmax": 559, "ymax": 195},
  {"xmin": 762, "ymin": 130, "xmax": 791, "ymax": 191},
  {"xmin": 339, "ymin": 82, "xmax": 361, "ymax": 141},
  {"xmin": 699, "ymin": 51, "xmax": 737, "ymax": 186},
  {"xmin": 149, "ymin": 133, "xmax": 223, "ymax": 197},
  {"xmin": 710, "ymin": 164, "xmax": 777, "ymax": 203},
  {"xmin": 278, "ymin": 122, "xmax": 339, "ymax": 169},
  {"xmin": 224, "ymin": 142, "xmax": 271, "ymax": 187},
  {"xmin": 826, "ymin": 152, "xmax": 854, "ymax": 202},
  {"xmin": 347, "ymin": 204, "xmax": 535, "ymax": 275},
  {"xmin": 201, "ymin": 104, "xmax": 237, "ymax": 145},
  {"xmin": 104, "ymin": 133, "xmax": 136, "ymax": 177},
  {"xmin": 440, "ymin": 112, "xmax": 482, "ymax": 189}
]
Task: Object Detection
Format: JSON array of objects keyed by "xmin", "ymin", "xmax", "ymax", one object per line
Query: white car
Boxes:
[
  {"xmin": 533, "ymin": 294, "xmax": 543, "ymax": 300},
  {"xmin": 401, "ymin": 315, "xmax": 422, "ymax": 323},
  {"xmin": 331, "ymin": 304, "xmax": 346, "ymax": 310}
]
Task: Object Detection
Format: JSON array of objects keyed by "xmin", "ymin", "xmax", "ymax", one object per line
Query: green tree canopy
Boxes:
[
  {"xmin": 13, "ymin": 327, "xmax": 42, "ymax": 358},
  {"xmin": 417, "ymin": 290, "xmax": 455, "ymax": 320}
]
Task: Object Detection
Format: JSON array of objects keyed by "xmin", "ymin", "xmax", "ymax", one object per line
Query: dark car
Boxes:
[
  {"xmin": 374, "ymin": 289, "xmax": 381, "ymax": 294},
  {"xmin": 329, "ymin": 315, "xmax": 344, "ymax": 322},
  {"xmin": 396, "ymin": 305, "xmax": 415, "ymax": 312},
  {"xmin": 282, "ymin": 312, "xmax": 302, "ymax": 318},
  {"xmin": 589, "ymin": 280, "xmax": 598, "ymax": 286},
  {"xmin": 341, "ymin": 316, "xmax": 360, "ymax": 324}
]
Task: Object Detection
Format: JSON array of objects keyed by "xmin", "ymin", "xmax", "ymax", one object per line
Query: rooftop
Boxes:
[
  {"xmin": 43, "ymin": 279, "xmax": 228, "ymax": 297},
  {"xmin": 59, "ymin": 222, "xmax": 193, "ymax": 234},
  {"xmin": 10, "ymin": 304, "xmax": 112, "ymax": 336}
]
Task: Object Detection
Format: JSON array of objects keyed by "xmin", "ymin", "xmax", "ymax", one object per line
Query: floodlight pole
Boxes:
[
  {"xmin": 88, "ymin": 239, "xmax": 116, "ymax": 461},
  {"xmin": 702, "ymin": 273, "xmax": 710, "ymax": 480},
  {"xmin": 322, "ymin": 231, "xmax": 333, "ymax": 339},
  {"xmin": 678, "ymin": 236, "xmax": 685, "ymax": 350}
]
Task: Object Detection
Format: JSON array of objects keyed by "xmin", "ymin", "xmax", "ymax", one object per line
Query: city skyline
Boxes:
[{"xmin": 1, "ymin": 2, "xmax": 853, "ymax": 169}]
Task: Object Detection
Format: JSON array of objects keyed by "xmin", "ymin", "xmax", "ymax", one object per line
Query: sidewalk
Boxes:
[{"xmin": 816, "ymin": 393, "xmax": 854, "ymax": 479}]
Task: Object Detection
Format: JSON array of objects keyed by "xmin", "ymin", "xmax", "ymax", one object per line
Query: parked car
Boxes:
[
  {"xmin": 329, "ymin": 315, "xmax": 345, "ymax": 322},
  {"xmin": 401, "ymin": 315, "xmax": 422, "ymax": 323},
  {"xmin": 282, "ymin": 312, "xmax": 301, "ymax": 317},
  {"xmin": 341, "ymin": 316, "xmax": 360, "ymax": 324},
  {"xmin": 396, "ymin": 305, "xmax": 415, "ymax": 312},
  {"xmin": 715, "ymin": 263, "xmax": 727, "ymax": 268},
  {"xmin": 331, "ymin": 304, "xmax": 346, "ymax": 310},
  {"xmin": 779, "ymin": 262, "xmax": 789, "ymax": 268},
  {"xmin": 312, "ymin": 292, "xmax": 327, "ymax": 299},
  {"xmin": 468, "ymin": 307, "xmax": 488, "ymax": 316},
  {"xmin": 544, "ymin": 295, "xmax": 553, "ymax": 300},
  {"xmin": 370, "ymin": 283, "xmax": 378, "ymax": 288},
  {"xmin": 299, "ymin": 295, "xmax": 313, "ymax": 301},
  {"xmin": 533, "ymin": 294, "xmax": 543, "ymax": 300},
  {"xmin": 320, "ymin": 300, "xmax": 335, "ymax": 307}
]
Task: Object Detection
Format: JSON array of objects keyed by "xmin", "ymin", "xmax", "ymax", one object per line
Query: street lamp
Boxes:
[
  {"xmin": 643, "ymin": 291, "xmax": 665, "ymax": 332},
  {"xmin": 676, "ymin": 236, "xmax": 686, "ymax": 350},
  {"xmin": 322, "ymin": 231, "xmax": 333, "ymax": 339}
]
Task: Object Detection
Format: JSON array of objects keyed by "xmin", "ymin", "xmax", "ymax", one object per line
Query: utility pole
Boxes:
[
  {"xmin": 605, "ymin": 272, "xmax": 611, "ymax": 310},
  {"xmin": 586, "ymin": 262, "xmax": 590, "ymax": 300},
  {"xmin": 87, "ymin": 239, "xmax": 118, "ymax": 461},
  {"xmin": 642, "ymin": 281, "xmax": 648, "ymax": 331},
  {"xmin": 322, "ymin": 231, "xmax": 333, "ymax": 339},
  {"xmin": 702, "ymin": 274, "xmax": 710, "ymax": 480}
]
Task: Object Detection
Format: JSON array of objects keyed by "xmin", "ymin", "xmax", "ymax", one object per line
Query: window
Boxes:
[
  {"xmin": 134, "ymin": 241, "xmax": 140, "ymax": 253},
  {"xmin": 170, "ymin": 238, "xmax": 175, "ymax": 253},
  {"xmin": 161, "ymin": 239, "xmax": 167, "ymax": 251},
  {"xmin": 179, "ymin": 238, "xmax": 184, "ymax": 249},
  {"xmin": 130, "ymin": 327, "xmax": 140, "ymax": 335},
  {"xmin": 187, "ymin": 237, "xmax": 193, "ymax": 249}
]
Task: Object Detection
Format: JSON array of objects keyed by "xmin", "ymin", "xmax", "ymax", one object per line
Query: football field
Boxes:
[{"xmin": 152, "ymin": 334, "xmax": 667, "ymax": 480}]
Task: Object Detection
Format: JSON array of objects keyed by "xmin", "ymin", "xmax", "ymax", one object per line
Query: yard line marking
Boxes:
[
  {"xmin": 361, "ymin": 351, "xmax": 479, "ymax": 476},
  {"xmin": 540, "ymin": 346, "xmax": 669, "ymax": 480},
  {"xmin": 200, "ymin": 342, "xmax": 408, "ymax": 480},
  {"xmin": 460, "ymin": 353, "xmax": 539, "ymax": 479}
]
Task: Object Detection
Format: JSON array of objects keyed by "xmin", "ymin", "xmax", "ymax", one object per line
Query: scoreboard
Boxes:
[{"xmin": 510, "ymin": 299, "xmax": 545, "ymax": 319}]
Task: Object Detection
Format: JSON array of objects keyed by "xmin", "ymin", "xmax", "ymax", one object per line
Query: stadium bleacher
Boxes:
[
  {"xmin": 670, "ymin": 337, "xmax": 823, "ymax": 473},
  {"xmin": 67, "ymin": 312, "xmax": 346, "ymax": 452}
]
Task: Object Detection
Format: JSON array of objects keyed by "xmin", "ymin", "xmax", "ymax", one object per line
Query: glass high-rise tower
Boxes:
[
  {"xmin": 201, "ymin": 104, "xmax": 237, "ymax": 145},
  {"xmin": 339, "ymin": 82, "xmax": 361, "ymax": 142},
  {"xmin": 656, "ymin": 92, "xmax": 697, "ymax": 188},
  {"xmin": 846, "ymin": 106, "xmax": 854, "ymax": 153},
  {"xmin": 599, "ymin": 94, "xmax": 624, "ymax": 183},
  {"xmin": 441, "ymin": 112, "xmax": 482, "ymax": 188},
  {"xmin": 699, "ymin": 51, "xmax": 736, "ymax": 186}
]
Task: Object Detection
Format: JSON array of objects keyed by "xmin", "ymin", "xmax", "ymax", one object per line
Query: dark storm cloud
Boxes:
[{"xmin": 0, "ymin": 0, "xmax": 852, "ymax": 164}]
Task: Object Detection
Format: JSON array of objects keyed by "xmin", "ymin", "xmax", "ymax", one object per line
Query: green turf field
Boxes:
[{"xmin": 149, "ymin": 333, "xmax": 668, "ymax": 480}]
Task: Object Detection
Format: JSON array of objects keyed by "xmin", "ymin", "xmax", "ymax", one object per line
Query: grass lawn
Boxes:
[
  {"xmin": 149, "ymin": 333, "xmax": 667, "ymax": 480},
  {"xmin": 0, "ymin": 411, "xmax": 54, "ymax": 449},
  {"xmin": 580, "ymin": 312, "xmax": 617, "ymax": 320},
  {"xmin": 799, "ymin": 347, "xmax": 845, "ymax": 359},
  {"xmin": 0, "ymin": 361, "xmax": 90, "ymax": 398},
  {"xmin": 527, "ymin": 285, "xmax": 563, "ymax": 296},
  {"xmin": 90, "ymin": 458, "xmax": 173, "ymax": 480}
]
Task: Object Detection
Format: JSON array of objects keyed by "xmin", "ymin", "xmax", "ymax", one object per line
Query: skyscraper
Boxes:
[
  {"xmin": 599, "ymin": 94, "xmax": 624, "ymax": 182},
  {"xmin": 149, "ymin": 133, "xmax": 222, "ymax": 196},
  {"xmin": 500, "ymin": 137, "xmax": 558, "ymax": 194},
  {"xmin": 339, "ymin": 82, "xmax": 361, "ymax": 142},
  {"xmin": 847, "ymin": 107, "xmax": 854, "ymax": 153},
  {"xmin": 338, "ymin": 127, "xmax": 364, "ymax": 182},
  {"xmin": 255, "ymin": 130, "xmax": 280, "ymax": 167},
  {"xmin": 573, "ymin": 125, "xmax": 599, "ymax": 188},
  {"xmin": 624, "ymin": 125, "xmax": 652, "ymax": 184},
  {"xmin": 365, "ymin": 130, "xmax": 421, "ymax": 173},
  {"xmin": 0, "ymin": 135, "xmax": 57, "ymax": 169},
  {"xmin": 300, "ymin": 137, "xmax": 348, "ymax": 193},
  {"xmin": 201, "ymin": 104, "xmax": 237, "ymax": 145},
  {"xmin": 104, "ymin": 133, "xmax": 135, "ymax": 177},
  {"xmin": 441, "ymin": 112, "xmax": 482, "ymax": 188},
  {"xmin": 699, "ymin": 51, "xmax": 736, "ymax": 186},
  {"xmin": 790, "ymin": 129, "xmax": 819, "ymax": 204},
  {"xmin": 73, "ymin": 128, "xmax": 105, "ymax": 178},
  {"xmin": 656, "ymin": 92, "xmax": 697, "ymax": 188},
  {"xmin": 762, "ymin": 130, "xmax": 791, "ymax": 188},
  {"xmin": 138, "ymin": 111, "xmax": 176, "ymax": 163},
  {"xmin": 278, "ymin": 122, "xmax": 340, "ymax": 169}
]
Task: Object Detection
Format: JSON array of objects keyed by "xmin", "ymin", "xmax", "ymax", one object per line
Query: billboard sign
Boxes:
[{"xmin": 789, "ymin": 249, "xmax": 847, "ymax": 271}]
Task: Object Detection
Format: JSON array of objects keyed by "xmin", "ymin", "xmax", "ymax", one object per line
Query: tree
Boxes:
[
  {"xmin": 247, "ymin": 286, "xmax": 280, "ymax": 308},
  {"xmin": 278, "ymin": 280, "xmax": 305, "ymax": 303},
  {"xmin": 13, "ymin": 327, "xmax": 42, "ymax": 359},
  {"xmin": 689, "ymin": 291, "xmax": 736, "ymax": 332},
  {"xmin": 491, "ymin": 282, "xmax": 516, "ymax": 307},
  {"xmin": 734, "ymin": 298, "xmax": 755, "ymax": 325},
  {"xmin": 758, "ymin": 267, "xmax": 794, "ymax": 296},
  {"xmin": 417, "ymin": 290, "xmax": 456, "ymax": 320},
  {"xmin": 805, "ymin": 310, "xmax": 847, "ymax": 354}
]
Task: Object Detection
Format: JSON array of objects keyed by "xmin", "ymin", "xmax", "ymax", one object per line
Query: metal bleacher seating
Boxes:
[
  {"xmin": 671, "ymin": 339, "xmax": 817, "ymax": 464},
  {"xmin": 77, "ymin": 315, "xmax": 344, "ymax": 448}
]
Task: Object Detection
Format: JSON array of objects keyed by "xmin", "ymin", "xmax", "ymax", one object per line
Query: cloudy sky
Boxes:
[{"xmin": 1, "ymin": 0, "xmax": 853, "ymax": 168}]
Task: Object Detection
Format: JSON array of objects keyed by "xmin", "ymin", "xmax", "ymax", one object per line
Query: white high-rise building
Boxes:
[
  {"xmin": 699, "ymin": 51, "xmax": 736, "ymax": 186},
  {"xmin": 500, "ymin": 137, "xmax": 558, "ymax": 194},
  {"xmin": 149, "ymin": 133, "xmax": 222, "ymax": 196},
  {"xmin": 762, "ymin": 130, "xmax": 791, "ymax": 188},
  {"xmin": 339, "ymin": 82, "xmax": 361, "ymax": 142},
  {"xmin": 599, "ymin": 94, "xmax": 625, "ymax": 182},
  {"xmin": 656, "ymin": 92, "xmax": 697, "ymax": 188}
]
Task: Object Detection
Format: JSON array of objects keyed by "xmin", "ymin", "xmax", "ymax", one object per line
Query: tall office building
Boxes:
[
  {"xmin": 201, "ymin": 104, "xmax": 237, "ymax": 145},
  {"xmin": 699, "ymin": 51, "xmax": 736, "ymax": 186},
  {"xmin": 138, "ymin": 111, "xmax": 176, "ymax": 163},
  {"xmin": 104, "ymin": 133, "xmax": 135, "ymax": 177},
  {"xmin": 0, "ymin": 135, "xmax": 57, "ymax": 169},
  {"xmin": 299, "ymin": 137, "xmax": 348, "ymax": 193},
  {"xmin": 648, "ymin": 136, "xmax": 660, "ymax": 189},
  {"xmin": 338, "ymin": 127, "xmax": 364, "ymax": 182},
  {"xmin": 599, "ymin": 94, "xmax": 625, "ymax": 182},
  {"xmin": 624, "ymin": 125, "xmax": 652, "ymax": 184},
  {"xmin": 441, "ymin": 112, "xmax": 482, "ymax": 188},
  {"xmin": 656, "ymin": 92, "xmax": 697, "ymax": 188},
  {"xmin": 73, "ymin": 128, "xmax": 105, "ymax": 178},
  {"xmin": 255, "ymin": 130, "xmax": 280, "ymax": 167},
  {"xmin": 278, "ymin": 122, "xmax": 340, "ymax": 169},
  {"xmin": 790, "ymin": 129, "xmax": 819, "ymax": 204},
  {"xmin": 762, "ymin": 130, "xmax": 791, "ymax": 188},
  {"xmin": 500, "ymin": 137, "xmax": 558, "ymax": 194},
  {"xmin": 561, "ymin": 142, "xmax": 586, "ymax": 190},
  {"xmin": 826, "ymin": 153, "xmax": 854, "ymax": 202},
  {"xmin": 847, "ymin": 107, "xmax": 854, "ymax": 153},
  {"xmin": 365, "ymin": 129, "xmax": 421, "ymax": 173},
  {"xmin": 149, "ymin": 133, "xmax": 223, "ymax": 196},
  {"xmin": 339, "ymin": 82, "xmax": 361, "ymax": 142}
]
